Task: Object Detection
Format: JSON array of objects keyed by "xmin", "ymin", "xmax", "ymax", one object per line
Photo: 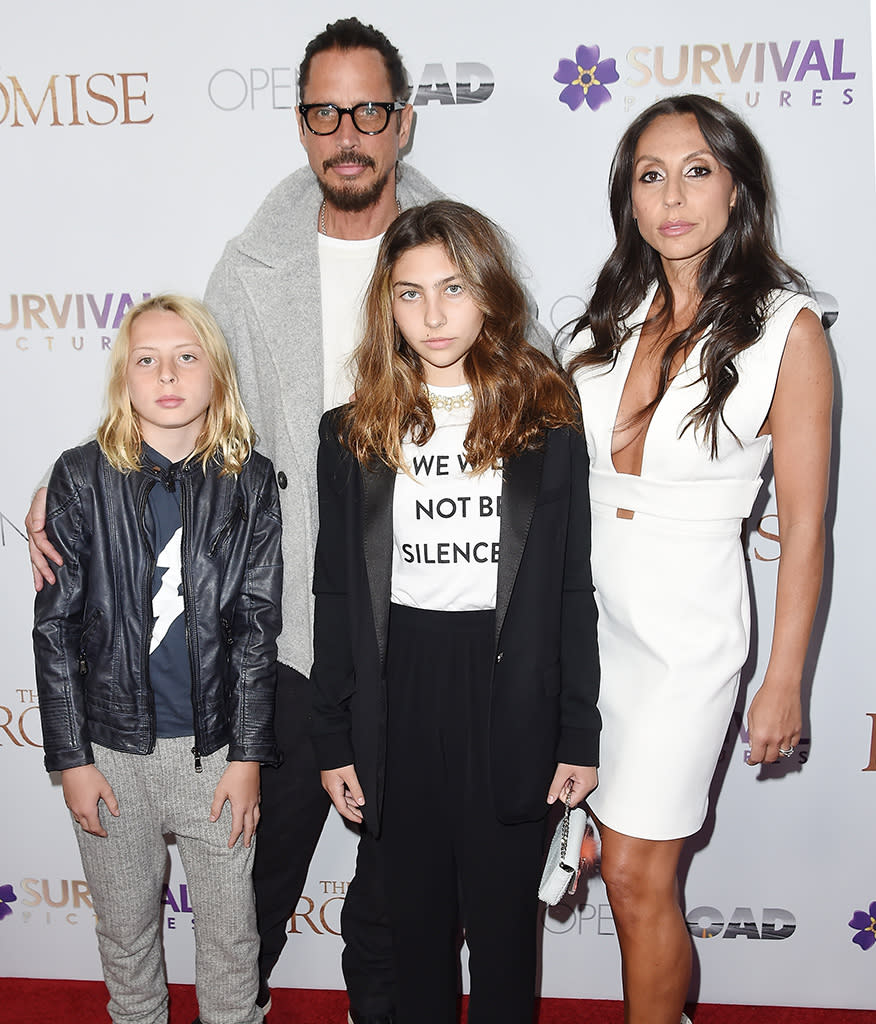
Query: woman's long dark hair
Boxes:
[
  {"xmin": 344, "ymin": 200, "xmax": 578, "ymax": 472},
  {"xmin": 567, "ymin": 94, "xmax": 808, "ymax": 454}
]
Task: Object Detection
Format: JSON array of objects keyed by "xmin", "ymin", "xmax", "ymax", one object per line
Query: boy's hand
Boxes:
[
  {"xmin": 210, "ymin": 761, "xmax": 261, "ymax": 848},
  {"xmin": 61, "ymin": 764, "xmax": 120, "ymax": 838}
]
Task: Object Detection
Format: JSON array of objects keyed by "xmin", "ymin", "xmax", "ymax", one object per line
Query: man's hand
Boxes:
[{"xmin": 26, "ymin": 487, "xmax": 63, "ymax": 590}]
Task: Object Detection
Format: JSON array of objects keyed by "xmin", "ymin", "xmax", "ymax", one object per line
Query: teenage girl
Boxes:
[
  {"xmin": 33, "ymin": 294, "xmax": 282, "ymax": 1024},
  {"xmin": 310, "ymin": 200, "xmax": 600, "ymax": 1024}
]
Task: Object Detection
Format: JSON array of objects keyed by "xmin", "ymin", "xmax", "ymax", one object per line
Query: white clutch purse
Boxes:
[{"xmin": 538, "ymin": 793, "xmax": 597, "ymax": 906}]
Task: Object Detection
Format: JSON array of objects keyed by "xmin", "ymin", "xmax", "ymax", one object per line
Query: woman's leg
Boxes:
[{"xmin": 597, "ymin": 822, "xmax": 690, "ymax": 1024}]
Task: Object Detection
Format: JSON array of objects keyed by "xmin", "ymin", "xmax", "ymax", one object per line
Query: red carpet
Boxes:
[{"xmin": 0, "ymin": 979, "xmax": 872, "ymax": 1024}]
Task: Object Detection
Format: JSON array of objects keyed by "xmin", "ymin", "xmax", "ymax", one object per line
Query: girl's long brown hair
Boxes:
[
  {"xmin": 566, "ymin": 94, "xmax": 808, "ymax": 456},
  {"xmin": 343, "ymin": 200, "xmax": 577, "ymax": 472}
]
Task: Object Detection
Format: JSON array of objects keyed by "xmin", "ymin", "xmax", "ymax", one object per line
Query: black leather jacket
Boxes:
[{"xmin": 33, "ymin": 441, "xmax": 282, "ymax": 773}]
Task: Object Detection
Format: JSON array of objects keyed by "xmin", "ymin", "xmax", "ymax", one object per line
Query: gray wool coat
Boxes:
[{"xmin": 204, "ymin": 163, "xmax": 444, "ymax": 674}]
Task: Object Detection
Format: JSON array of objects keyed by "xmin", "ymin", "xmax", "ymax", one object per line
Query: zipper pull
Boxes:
[
  {"xmin": 192, "ymin": 746, "xmax": 203, "ymax": 773},
  {"xmin": 78, "ymin": 652, "xmax": 88, "ymax": 676}
]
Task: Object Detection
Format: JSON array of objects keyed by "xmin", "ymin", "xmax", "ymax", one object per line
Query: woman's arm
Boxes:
[{"xmin": 747, "ymin": 308, "xmax": 833, "ymax": 765}]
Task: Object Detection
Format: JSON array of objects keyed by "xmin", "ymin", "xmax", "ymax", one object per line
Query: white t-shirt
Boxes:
[
  {"xmin": 318, "ymin": 232, "xmax": 383, "ymax": 411},
  {"xmin": 391, "ymin": 384, "xmax": 503, "ymax": 611}
]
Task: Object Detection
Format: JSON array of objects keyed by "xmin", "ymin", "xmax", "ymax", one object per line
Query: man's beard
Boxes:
[{"xmin": 319, "ymin": 151, "xmax": 394, "ymax": 213}]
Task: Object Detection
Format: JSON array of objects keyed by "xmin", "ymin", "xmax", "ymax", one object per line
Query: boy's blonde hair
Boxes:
[{"xmin": 97, "ymin": 294, "xmax": 255, "ymax": 476}]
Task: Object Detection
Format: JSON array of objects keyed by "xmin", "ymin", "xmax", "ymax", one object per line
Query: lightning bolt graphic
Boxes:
[{"xmin": 150, "ymin": 526, "xmax": 184, "ymax": 653}]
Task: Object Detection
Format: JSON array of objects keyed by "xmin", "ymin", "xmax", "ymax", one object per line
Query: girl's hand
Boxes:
[
  {"xmin": 746, "ymin": 678, "xmax": 802, "ymax": 765},
  {"xmin": 547, "ymin": 763, "xmax": 598, "ymax": 807},
  {"xmin": 211, "ymin": 761, "xmax": 261, "ymax": 848},
  {"xmin": 320, "ymin": 765, "xmax": 365, "ymax": 824},
  {"xmin": 61, "ymin": 764, "xmax": 119, "ymax": 837}
]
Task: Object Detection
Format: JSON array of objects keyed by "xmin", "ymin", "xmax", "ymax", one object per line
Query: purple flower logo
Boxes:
[
  {"xmin": 849, "ymin": 901, "xmax": 876, "ymax": 950},
  {"xmin": 0, "ymin": 884, "xmax": 17, "ymax": 921},
  {"xmin": 554, "ymin": 44, "xmax": 620, "ymax": 112}
]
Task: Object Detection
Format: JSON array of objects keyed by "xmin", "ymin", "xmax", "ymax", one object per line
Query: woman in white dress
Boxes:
[{"xmin": 564, "ymin": 95, "xmax": 833, "ymax": 1024}]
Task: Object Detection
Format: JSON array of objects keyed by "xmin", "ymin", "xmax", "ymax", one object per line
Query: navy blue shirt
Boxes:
[{"xmin": 142, "ymin": 444, "xmax": 194, "ymax": 738}]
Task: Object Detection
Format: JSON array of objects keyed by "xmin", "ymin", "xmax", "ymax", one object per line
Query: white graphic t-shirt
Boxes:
[{"xmin": 391, "ymin": 385, "xmax": 502, "ymax": 611}]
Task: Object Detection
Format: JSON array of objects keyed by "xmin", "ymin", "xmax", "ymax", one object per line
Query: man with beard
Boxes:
[{"xmin": 203, "ymin": 20, "xmax": 440, "ymax": 1024}]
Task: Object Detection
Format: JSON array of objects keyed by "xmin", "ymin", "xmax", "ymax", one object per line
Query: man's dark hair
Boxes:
[{"xmin": 298, "ymin": 17, "xmax": 410, "ymax": 101}]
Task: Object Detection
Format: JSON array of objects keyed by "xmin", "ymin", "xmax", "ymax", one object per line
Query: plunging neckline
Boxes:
[{"xmin": 609, "ymin": 285, "xmax": 704, "ymax": 478}]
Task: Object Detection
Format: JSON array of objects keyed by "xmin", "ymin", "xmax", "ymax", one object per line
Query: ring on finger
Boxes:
[{"xmin": 778, "ymin": 746, "xmax": 795, "ymax": 757}]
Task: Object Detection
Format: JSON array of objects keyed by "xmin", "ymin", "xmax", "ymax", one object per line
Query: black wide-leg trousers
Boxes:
[{"xmin": 378, "ymin": 604, "xmax": 545, "ymax": 1024}]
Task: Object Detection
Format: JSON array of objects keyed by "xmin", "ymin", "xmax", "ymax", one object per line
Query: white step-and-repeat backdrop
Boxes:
[{"xmin": 2, "ymin": 0, "xmax": 874, "ymax": 1011}]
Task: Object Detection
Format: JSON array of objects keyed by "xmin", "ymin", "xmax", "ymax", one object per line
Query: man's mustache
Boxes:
[{"xmin": 322, "ymin": 151, "xmax": 377, "ymax": 172}]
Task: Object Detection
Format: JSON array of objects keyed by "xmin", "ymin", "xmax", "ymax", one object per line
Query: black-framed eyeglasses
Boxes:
[{"xmin": 298, "ymin": 101, "xmax": 406, "ymax": 136}]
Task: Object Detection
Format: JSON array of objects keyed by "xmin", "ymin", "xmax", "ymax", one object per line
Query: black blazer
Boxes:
[{"xmin": 310, "ymin": 410, "xmax": 600, "ymax": 831}]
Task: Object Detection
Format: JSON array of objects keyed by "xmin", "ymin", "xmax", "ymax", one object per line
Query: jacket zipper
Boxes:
[
  {"xmin": 208, "ymin": 499, "xmax": 247, "ymax": 556},
  {"xmin": 137, "ymin": 478, "xmax": 158, "ymax": 754},
  {"xmin": 180, "ymin": 472, "xmax": 204, "ymax": 773},
  {"xmin": 77, "ymin": 610, "xmax": 103, "ymax": 676}
]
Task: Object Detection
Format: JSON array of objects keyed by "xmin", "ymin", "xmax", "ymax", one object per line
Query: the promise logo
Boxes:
[{"xmin": 0, "ymin": 73, "xmax": 153, "ymax": 126}]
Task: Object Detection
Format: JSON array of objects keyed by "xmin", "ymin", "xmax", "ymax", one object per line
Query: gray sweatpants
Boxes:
[{"xmin": 74, "ymin": 738, "xmax": 262, "ymax": 1024}]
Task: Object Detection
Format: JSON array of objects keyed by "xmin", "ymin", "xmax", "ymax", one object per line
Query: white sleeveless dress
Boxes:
[{"xmin": 566, "ymin": 285, "xmax": 819, "ymax": 839}]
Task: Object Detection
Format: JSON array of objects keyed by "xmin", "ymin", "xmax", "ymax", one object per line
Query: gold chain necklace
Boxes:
[{"xmin": 319, "ymin": 196, "xmax": 403, "ymax": 235}]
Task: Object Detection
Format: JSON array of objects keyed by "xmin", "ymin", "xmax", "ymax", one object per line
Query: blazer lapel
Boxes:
[
  {"xmin": 361, "ymin": 461, "xmax": 395, "ymax": 671},
  {"xmin": 495, "ymin": 446, "xmax": 545, "ymax": 645}
]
